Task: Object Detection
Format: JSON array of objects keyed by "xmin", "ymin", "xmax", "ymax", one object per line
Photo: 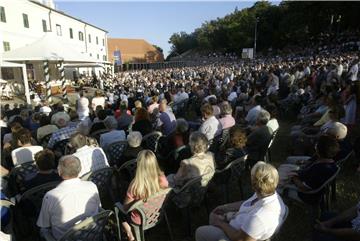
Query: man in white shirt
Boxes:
[
  {"xmin": 69, "ymin": 133, "xmax": 109, "ymax": 177},
  {"xmin": 199, "ymin": 103, "xmax": 222, "ymax": 141},
  {"xmin": 100, "ymin": 116, "xmax": 126, "ymax": 149},
  {"xmin": 37, "ymin": 155, "xmax": 101, "ymax": 240},
  {"xmin": 173, "ymin": 88, "xmax": 189, "ymax": 105},
  {"xmin": 196, "ymin": 162, "xmax": 286, "ymax": 241},
  {"xmin": 11, "ymin": 128, "xmax": 43, "ymax": 166},
  {"xmin": 76, "ymin": 91, "xmax": 90, "ymax": 121}
]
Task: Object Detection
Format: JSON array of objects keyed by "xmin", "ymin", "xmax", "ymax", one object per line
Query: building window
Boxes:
[
  {"xmin": 90, "ymin": 53, "xmax": 92, "ymax": 57},
  {"xmin": 3, "ymin": 41, "xmax": 10, "ymax": 52},
  {"xmin": 79, "ymin": 31, "xmax": 84, "ymax": 41},
  {"xmin": 97, "ymin": 54, "xmax": 99, "ymax": 59},
  {"xmin": 103, "ymin": 55, "xmax": 107, "ymax": 61},
  {"xmin": 102, "ymin": 38, "xmax": 105, "ymax": 46},
  {"xmin": 56, "ymin": 24, "xmax": 62, "ymax": 36},
  {"xmin": 42, "ymin": 19, "xmax": 47, "ymax": 32},
  {"xmin": 96, "ymin": 36, "xmax": 98, "ymax": 45},
  {"xmin": 0, "ymin": 6, "xmax": 6, "ymax": 23},
  {"xmin": 1, "ymin": 68, "xmax": 14, "ymax": 79},
  {"xmin": 69, "ymin": 28, "xmax": 73, "ymax": 39},
  {"xmin": 23, "ymin": 13, "xmax": 29, "ymax": 28},
  {"xmin": 88, "ymin": 34, "xmax": 91, "ymax": 43}
]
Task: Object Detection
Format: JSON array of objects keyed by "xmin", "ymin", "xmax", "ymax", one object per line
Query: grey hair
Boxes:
[
  {"xmin": 220, "ymin": 101, "xmax": 233, "ymax": 115},
  {"xmin": 176, "ymin": 118, "xmax": 189, "ymax": 133},
  {"xmin": 257, "ymin": 109, "xmax": 271, "ymax": 125},
  {"xmin": 58, "ymin": 155, "xmax": 81, "ymax": 178},
  {"xmin": 104, "ymin": 116, "xmax": 118, "ymax": 130},
  {"xmin": 127, "ymin": 131, "xmax": 142, "ymax": 147},
  {"xmin": 189, "ymin": 131, "xmax": 208, "ymax": 154}
]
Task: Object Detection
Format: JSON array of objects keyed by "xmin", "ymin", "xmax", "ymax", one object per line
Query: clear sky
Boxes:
[{"xmin": 55, "ymin": 1, "xmax": 260, "ymax": 57}]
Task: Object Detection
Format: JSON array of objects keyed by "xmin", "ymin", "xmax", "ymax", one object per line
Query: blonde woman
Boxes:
[
  {"xmin": 196, "ymin": 162, "xmax": 287, "ymax": 241},
  {"xmin": 122, "ymin": 150, "xmax": 168, "ymax": 241}
]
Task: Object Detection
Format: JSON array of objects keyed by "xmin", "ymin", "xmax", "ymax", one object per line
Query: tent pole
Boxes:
[
  {"xmin": 59, "ymin": 60, "xmax": 67, "ymax": 100},
  {"xmin": 22, "ymin": 63, "xmax": 31, "ymax": 105},
  {"xmin": 43, "ymin": 60, "xmax": 51, "ymax": 101}
]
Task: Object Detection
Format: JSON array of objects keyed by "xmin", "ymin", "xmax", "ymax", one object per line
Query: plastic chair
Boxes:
[
  {"xmin": 41, "ymin": 210, "xmax": 113, "ymax": 241},
  {"xmin": 141, "ymin": 131, "xmax": 162, "ymax": 153},
  {"xmin": 81, "ymin": 167, "xmax": 115, "ymax": 208},
  {"xmin": 284, "ymin": 166, "xmax": 340, "ymax": 221},
  {"xmin": 53, "ymin": 138, "xmax": 70, "ymax": 159},
  {"xmin": 114, "ymin": 188, "xmax": 173, "ymax": 241},
  {"xmin": 264, "ymin": 130, "xmax": 278, "ymax": 163},
  {"xmin": 104, "ymin": 141, "xmax": 128, "ymax": 166},
  {"xmin": 118, "ymin": 158, "xmax": 137, "ymax": 182},
  {"xmin": 171, "ymin": 169, "xmax": 214, "ymax": 236},
  {"xmin": 90, "ymin": 129, "xmax": 109, "ymax": 143},
  {"xmin": 213, "ymin": 155, "xmax": 247, "ymax": 203},
  {"xmin": 8, "ymin": 162, "xmax": 38, "ymax": 196},
  {"xmin": 39, "ymin": 133, "xmax": 53, "ymax": 148}
]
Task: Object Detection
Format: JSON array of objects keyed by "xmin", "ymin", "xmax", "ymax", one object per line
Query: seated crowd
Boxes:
[{"xmin": 0, "ymin": 51, "xmax": 359, "ymax": 241}]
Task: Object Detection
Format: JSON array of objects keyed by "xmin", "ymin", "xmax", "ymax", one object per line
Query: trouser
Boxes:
[
  {"xmin": 195, "ymin": 225, "xmax": 230, "ymax": 241},
  {"xmin": 313, "ymin": 212, "xmax": 351, "ymax": 241}
]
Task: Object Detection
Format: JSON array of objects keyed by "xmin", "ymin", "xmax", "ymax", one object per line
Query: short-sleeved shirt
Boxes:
[
  {"xmin": 199, "ymin": 116, "xmax": 222, "ymax": 141},
  {"xmin": 72, "ymin": 145, "xmax": 110, "ymax": 177},
  {"xmin": 37, "ymin": 178, "xmax": 101, "ymax": 240},
  {"xmin": 229, "ymin": 193, "xmax": 286, "ymax": 240},
  {"xmin": 100, "ymin": 130, "xmax": 126, "ymax": 149},
  {"xmin": 245, "ymin": 105, "xmax": 263, "ymax": 125},
  {"xmin": 47, "ymin": 126, "xmax": 77, "ymax": 149},
  {"xmin": 158, "ymin": 110, "xmax": 176, "ymax": 136}
]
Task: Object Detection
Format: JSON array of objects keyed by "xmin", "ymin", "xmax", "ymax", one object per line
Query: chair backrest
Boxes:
[
  {"xmin": 300, "ymin": 166, "xmax": 340, "ymax": 195},
  {"xmin": 8, "ymin": 162, "xmax": 38, "ymax": 195},
  {"xmin": 104, "ymin": 141, "xmax": 128, "ymax": 166},
  {"xmin": 53, "ymin": 138, "xmax": 70, "ymax": 156},
  {"xmin": 172, "ymin": 170, "xmax": 213, "ymax": 208},
  {"xmin": 59, "ymin": 210, "xmax": 113, "ymax": 241},
  {"xmin": 90, "ymin": 129, "xmax": 108, "ymax": 143},
  {"xmin": 230, "ymin": 155, "xmax": 248, "ymax": 177},
  {"xmin": 128, "ymin": 188, "xmax": 172, "ymax": 231},
  {"xmin": 19, "ymin": 181, "xmax": 60, "ymax": 213},
  {"xmin": 142, "ymin": 131, "xmax": 162, "ymax": 153},
  {"xmin": 336, "ymin": 150, "xmax": 354, "ymax": 168},
  {"xmin": 84, "ymin": 167, "xmax": 114, "ymax": 198},
  {"xmin": 268, "ymin": 130, "xmax": 278, "ymax": 149},
  {"xmin": 118, "ymin": 158, "xmax": 137, "ymax": 181},
  {"xmin": 40, "ymin": 134, "xmax": 53, "ymax": 148}
]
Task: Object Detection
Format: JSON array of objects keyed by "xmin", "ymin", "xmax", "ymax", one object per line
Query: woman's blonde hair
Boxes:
[
  {"xmin": 251, "ymin": 161, "xmax": 279, "ymax": 197},
  {"xmin": 129, "ymin": 150, "xmax": 163, "ymax": 200}
]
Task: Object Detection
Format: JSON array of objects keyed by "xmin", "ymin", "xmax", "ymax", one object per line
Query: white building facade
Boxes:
[{"xmin": 0, "ymin": 0, "xmax": 109, "ymax": 81}]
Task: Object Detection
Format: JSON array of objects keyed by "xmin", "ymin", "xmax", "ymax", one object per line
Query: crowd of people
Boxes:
[{"xmin": 1, "ymin": 43, "xmax": 360, "ymax": 241}]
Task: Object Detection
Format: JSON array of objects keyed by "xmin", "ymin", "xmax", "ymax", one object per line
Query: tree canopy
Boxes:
[{"xmin": 168, "ymin": 1, "xmax": 360, "ymax": 56}]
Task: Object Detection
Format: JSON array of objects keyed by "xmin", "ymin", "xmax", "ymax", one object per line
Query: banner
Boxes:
[{"xmin": 113, "ymin": 50, "xmax": 122, "ymax": 66}]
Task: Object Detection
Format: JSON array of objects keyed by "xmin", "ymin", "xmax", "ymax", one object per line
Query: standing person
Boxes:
[
  {"xmin": 157, "ymin": 99, "xmax": 177, "ymax": 136},
  {"xmin": 76, "ymin": 90, "xmax": 90, "ymax": 121},
  {"xmin": 37, "ymin": 155, "xmax": 101, "ymax": 240},
  {"xmin": 91, "ymin": 90, "xmax": 105, "ymax": 111}
]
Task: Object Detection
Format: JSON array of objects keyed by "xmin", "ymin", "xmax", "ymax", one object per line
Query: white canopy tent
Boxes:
[
  {"xmin": 2, "ymin": 33, "xmax": 97, "ymax": 63},
  {"xmin": 0, "ymin": 61, "xmax": 31, "ymax": 104}
]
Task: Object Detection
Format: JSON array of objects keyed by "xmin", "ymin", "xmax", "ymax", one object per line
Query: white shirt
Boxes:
[
  {"xmin": 349, "ymin": 63, "xmax": 358, "ymax": 81},
  {"xmin": 73, "ymin": 145, "xmax": 110, "ymax": 177},
  {"xmin": 267, "ymin": 118, "xmax": 279, "ymax": 132},
  {"xmin": 199, "ymin": 116, "xmax": 222, "ymax": 140},
  {"xmin": 228, "ymin": 91, "xmax": 238, "ymax": 102},
  {"xmin": 245, "ymin": 105, "xmax": 263, "ymax": 125},
  {"xmin": 91, "ymin": 97, "xmax": 105, "ymax": 110},
  {"xmin": 37, "ymin": 178, "xmax": 101, "ymax": 240},
  {"xmin": 77, "ymin": 97, "xmax": 90, "ymax": 120},
  {"xmin": 11, "ymin": 145, "xmax": 43, "ymax": 166},
  {"xmin": 229, "ymin": 193, "xmax": 286, "ymax": 240},
  {"xmin": 100, "ymin": 130, "xmax": 126, "ymax": 149}
]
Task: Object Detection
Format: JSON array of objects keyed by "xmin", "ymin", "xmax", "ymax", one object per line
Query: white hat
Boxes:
[{"xmin": 325, "ymin": 122, "xmax": 348, "ymax": 140}]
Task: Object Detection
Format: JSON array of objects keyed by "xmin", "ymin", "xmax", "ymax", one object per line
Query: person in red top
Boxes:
[{"xmin": 122, "ymin": 150, "xmax": 168, "ymax": 241}]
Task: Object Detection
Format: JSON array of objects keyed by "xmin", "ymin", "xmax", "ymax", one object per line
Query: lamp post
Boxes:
[{"xmin": 254, "ymin": 17, "xmax": 259, "ymax": 59}]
